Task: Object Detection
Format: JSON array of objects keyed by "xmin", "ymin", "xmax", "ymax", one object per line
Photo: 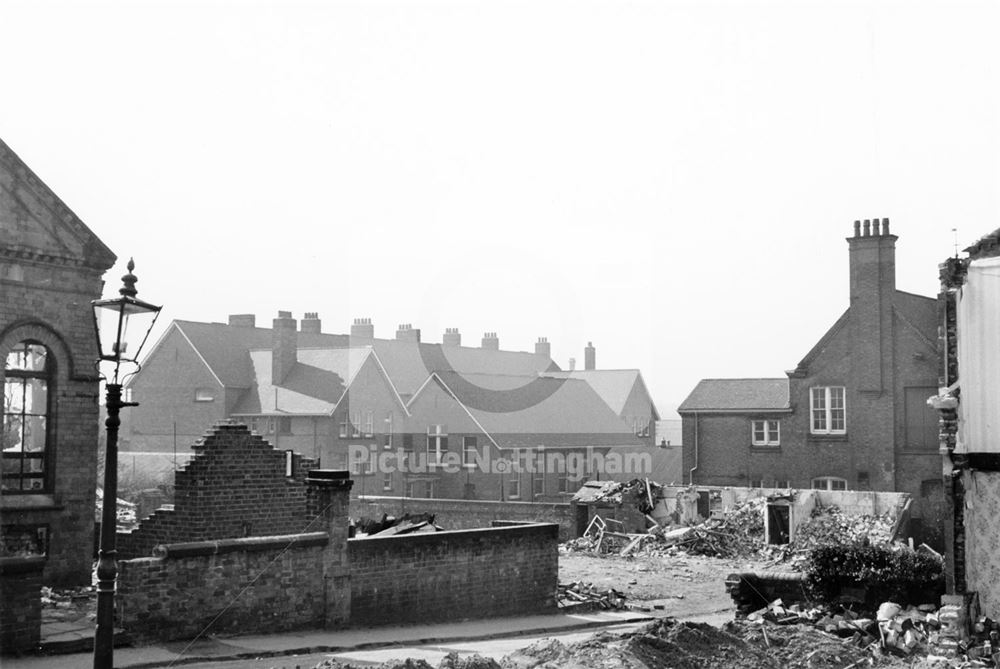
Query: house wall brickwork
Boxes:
[
  {"xmin": 117, "ymin": 423, "xmax": 318, "ymax": 559},
  {"xmin": 347, "ymin": 523, "xmax": 559, "ymax": 625},
  {"xmin": 1, "ymin": 139, "xmax": 116, "ymax": 587},
  {"xmin": 0, "ymin": 556, "xmax": 45, "ymax": 653}
]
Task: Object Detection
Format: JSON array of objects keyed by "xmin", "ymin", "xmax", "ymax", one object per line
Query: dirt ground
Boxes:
[{"xmin": 559, "ymin": 551, "xmax": 776, "ymax": 618}]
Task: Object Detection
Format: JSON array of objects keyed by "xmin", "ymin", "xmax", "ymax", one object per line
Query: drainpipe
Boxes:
[{"xmin": 689, "ymin": 411, "xmax": 699, "ymax": 485}]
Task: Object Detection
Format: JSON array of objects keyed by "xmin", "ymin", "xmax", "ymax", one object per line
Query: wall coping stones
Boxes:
[
  {"xmin": 152, "ymin": 532, "xmax": 329, "ymax": 559},
  {"xmin": 349, "ymin": 522, "xmax": 559, "ymax": 548}
]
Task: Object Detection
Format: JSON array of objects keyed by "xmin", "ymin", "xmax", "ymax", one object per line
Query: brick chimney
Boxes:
[
  {"xmin": 443, "ymin": 327, "xmax": 461, "ymax": 346},
  {"xmin": 481, "ymin": 332, "xmax": 499, "ymax": 350},
  {"xmin": 229, "ymin": 314, "xmax": 256, "ymax": 328},
  {"xmin": 584, "ymin": 342, "xmax": 596, "ymax": 370},
  {"xmin": 350, "ymin": 317, "xmax": 374, "ymax": 341},
  {"xmin": 272, "ymin": 311, "xmax": 297, "ymax": 384},
  {"xmin": 846, "ymin": 218, "xmax": 896, "ymax": 392},
  {"xmin": 301, "ymin": 312, "xmax": 322, "ymax": 334},
  {"xmin": 535, "ymin": 337, "xmax": 551, "ymax": 358},
  {"xmin": 396, "ymin": 323, "xmax": 421, "ymax": 343}
]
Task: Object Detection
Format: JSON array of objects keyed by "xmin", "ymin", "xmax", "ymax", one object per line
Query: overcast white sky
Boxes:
[{"xmin": 3, "ymin": 0, "xmax": 997, "ymax": 416}]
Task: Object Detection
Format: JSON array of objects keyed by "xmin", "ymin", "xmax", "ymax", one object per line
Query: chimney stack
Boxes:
[
  {"xmin": 443, "ymin": 327, "xmax": 461, "ymax": 346},
  {"xmin": 569, "ymin": 357, "xmax": 576, "ymax": 371},
  {"xmin": 584, "ymin": 342, "xmax": 596, "ymax": 370},
  {"xmin": 481, "ymin": 332, "xmax": 499, "ymax": 350},
  {"xmin": 396, "ymin": 323, "xmax": 421, "ymax": 343},
  {"xmin": 535, "ymin": 337, "xmax": 551, "ymax": 358},
  {"xmin": 300, "ymin": 312, "xmax": 322, "ymax": 334},
  {"xmin": 350, "ymin": 317, "xmax": 374, "ymax": 341},
  {"xmin": 846, "ymin": 218, "xmax": 897, "ymax": 392},
  {"xmin": 272, "ymin": 311, "xmax": 297, "ymax": 384},
  {"xmin": 229, "ymin": 314, "xmax": 256, "ymax": 328}
]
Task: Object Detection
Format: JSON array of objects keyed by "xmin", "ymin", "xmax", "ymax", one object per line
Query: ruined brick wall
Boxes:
[
  {"xmin": 117, "ymin": 423, "xmax": 319, "ymax": 558},
  {"xmin": 347, "ymin": 523, "xmax": 559, "ymax": 625},
  {"xmin": 117, "ymin": 534, "xmax": 328, "ymax": 641},
  {"xmin": 351, "ymin": 495, "xmax": 578, "ymax": 541},
  {"xmin": 0, "ymin": 556, "xmax": 45, "ymax": 653},
  {"xmin": 963, "ymin": 470, "xmax": 1000, "ymax": 618}
]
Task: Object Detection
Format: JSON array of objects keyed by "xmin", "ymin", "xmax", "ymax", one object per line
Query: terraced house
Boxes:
[
  {"xmin": 123, "ymin": 316, "xmax": 660, "ymax": 499},
  {"xmin": 678, "ymin": 221, "xmax": 943, "ymax": 544}
]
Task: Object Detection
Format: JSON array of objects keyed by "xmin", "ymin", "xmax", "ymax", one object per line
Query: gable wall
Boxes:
[{"xmin": 122, "ymin": 326, "xmax": 227, "ymax": 452}]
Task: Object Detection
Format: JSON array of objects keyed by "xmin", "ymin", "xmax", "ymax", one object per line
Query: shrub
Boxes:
[{"xmin": 804, "ymin": 542, "xmax": 944, "ymax": 609}]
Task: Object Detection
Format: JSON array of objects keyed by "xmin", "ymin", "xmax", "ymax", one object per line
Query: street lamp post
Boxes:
[{"xmin": 91, "ymin": 259, "xmax": 161, "ymax": 669}]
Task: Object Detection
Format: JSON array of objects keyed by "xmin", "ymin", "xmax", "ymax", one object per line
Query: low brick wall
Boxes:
[
  {"xmin": 726, "ymin": 570, "xmax": 810, "ymax": 616},
  {"xmin": 352, "ymin": 496, "xmax": 578, "ymax": 541},
  {"xmin": 117, "ymin": 533, "xmax": 328, "ymax": 641},
  {"xmin": 348, "ymin": 523, "xmax": 559, "ymax": 626},
  {"xmin": 0, "ymin": 556, "xmax": 45, "ymax": 654}
]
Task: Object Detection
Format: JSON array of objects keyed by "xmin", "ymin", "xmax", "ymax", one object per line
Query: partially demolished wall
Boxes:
[{"xmin": 963, "ymin": 470, "xmax": 1000, "ymax": 617}]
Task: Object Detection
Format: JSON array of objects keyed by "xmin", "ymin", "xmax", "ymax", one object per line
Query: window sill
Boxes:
[
  {"xmin": 750, "ymin": 445, "xmax": 781, "ymax": 452},
  {"xmin": 0, "ymin": 494, "xmax": 62, "ymax": 511},
  {"xmin": 809, "ymin": 434, "xmax": 849, "ymax": 443}
]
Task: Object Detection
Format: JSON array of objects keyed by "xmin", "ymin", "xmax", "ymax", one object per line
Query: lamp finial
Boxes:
[{"xmin": 119, "ymin": 258, "xmax": 138, "ymax": 298}]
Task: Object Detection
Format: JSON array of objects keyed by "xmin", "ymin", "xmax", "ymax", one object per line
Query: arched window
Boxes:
[{"xmin": 3, "ymin": 342, "xmax": 50, "ymax": 492}]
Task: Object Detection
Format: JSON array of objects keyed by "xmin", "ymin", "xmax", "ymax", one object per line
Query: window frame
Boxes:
[
  {"xmin": 810, "ymin": 386, "xmax": 847, "ymax": 435},
  {"xmin": 462, "ymin": 436, "xmax": 479, "ymax": 466},
  {"xmin": 811, "ymin": 476, "xmax": 848, "ymax": 491},
  {"xmin": 507, "ymin": 475, "xmax": 521, "ymax": 500},
  {"xmin": 2, "ymin": 341, "xmax": 52, "ymax": 494},
  {"xmin": 193, "ymin": 387, "xmax": 215, "ymax": 402},
  {"xmin": 427, "ymin": 425, "xmax": 447, "ymax": 466},
  {"xmin": 750, "ymin": 419, "xmax": 781, "ymax": 447}
]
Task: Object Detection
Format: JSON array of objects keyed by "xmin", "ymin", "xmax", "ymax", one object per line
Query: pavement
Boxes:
[{"xmin": 6, "ymin": 607, "xmax": 712, "ymax": 669}]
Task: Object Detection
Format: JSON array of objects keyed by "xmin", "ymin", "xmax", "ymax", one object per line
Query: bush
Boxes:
[{"xmin": 804, "ymin": 542, "xmax": 944, "ymax": 608}]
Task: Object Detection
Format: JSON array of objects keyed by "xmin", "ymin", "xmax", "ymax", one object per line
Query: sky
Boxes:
[{"xmin": 2, "ymin": 0, "xmax": 997, "ymax": 417}]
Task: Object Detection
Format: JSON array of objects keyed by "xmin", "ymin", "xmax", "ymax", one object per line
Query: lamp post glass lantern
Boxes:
[{"xmin": 91, "ymin": 258, "xmax": 160, "ymax": 669}]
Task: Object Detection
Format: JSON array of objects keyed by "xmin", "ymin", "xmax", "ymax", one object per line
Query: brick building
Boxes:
[
  {"xmin": 0, "ymin": 138, "xmax": 117, "ymax": 585},
  {"xmin": 123, "ymin": 315, "xmax": 658, "ymax": 499},
  {"xmin": 678, "ymin": 220, "xmax": 943, "ymax": 544}
]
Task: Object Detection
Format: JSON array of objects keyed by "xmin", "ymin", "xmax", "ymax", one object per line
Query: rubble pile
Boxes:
[
  {"xmin": 354, "ymin": 512, "xmax": 443, "ymax": 537},
  {"xmin": 557, "ymin": 581, "xmax": 627, "ymax": 610},
  {"xmin": 95, "ymin": 487, "xmax": 137, "ymax": 531},
  {"xmin": 789, "ymin": 505, "xmax": 896, "ymax": 554}
]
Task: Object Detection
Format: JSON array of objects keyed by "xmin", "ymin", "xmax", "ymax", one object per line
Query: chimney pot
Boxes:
[
  {"xmin": 584, "ymin": 342, "xmax": 596, "ymax": 370},
  {"xmin": 350, "ymin": 317, "xmax": 374, "ymax": 340},
  {"xmin": 396, "ymin": 324, "xmax": 420, "ymax": 343},
  {"xmin": 882, "ymin": 217, "xmax": 890, "ymax": 235},
  {"xmin": 301, "ymin": 312, "xmax": 322, "ymax": 334},
  {"xmin": 853, "ymin": 220, "xmax": 861, "ymax": 237},
  {"xmin": 535, "ymin": 336, "xmax": 551, "ymax": 358},
  {"xmin": 872, "ymin": 219, "xmax": 881, "ymax": 236},
  {"xmin": 863, "ymin": 220, "xmax": 871, "ymax": 236},
  {"xmin": 443, "ymin": 327, "xmax": 462, "ymax": 346},
  {"xmin": 229, "ymin": 314, "xmax": 256, "ymax": 328},
  {"xmin": 481, "ymin": 332, "xmax": 500, "ymax": 350}
]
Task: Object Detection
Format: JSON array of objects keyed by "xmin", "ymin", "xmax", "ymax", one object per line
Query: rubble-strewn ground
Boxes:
[{"xmin": 559, "ymin": 551, "xmax": 773, "ymax": 616}]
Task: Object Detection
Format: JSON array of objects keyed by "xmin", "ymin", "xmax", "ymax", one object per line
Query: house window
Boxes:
[
  {"xmin": 351, "ymin": 448, "xmax": 370, "ymax": 475},
  {"xmin": 507, "ymin": 476, "xmax": 521, "ymax": 500},
  {"xmin": 351, "ymin": 412, "xmax": 362, "ymax": 438},
  {"xmin": 404, "ymin": 480, "xmax": 416, "ymax": 498},
  {"xmin": 339, "ymin": 417, "xmax": 349, "ymax": 439},
  {"xmin": 3, "ymin": 343, "xmax": 49, "ymax": 493},
  {"xmin": 775, "ymin": 480, "xmax": 790, "ymax": 489},
  {"xmin": 383, "ymin": 414, "xmax": 392, "ymax": 448},
  {"xmin": 532, "ymin": 473, "xmax": 545, "ymax": 497},
  {"xmin": 810, "ymin": 387, "xmax": 846, "ymax": 434},
  {"xmin": 249, "ymin": 417, "xmax": 260, "ymax": 434},
  {"xmin": 751, "ymin": 419, "xmax": 780, "ymax": 446},
  {"xmin": 463, "ymin": 436, "xmax": 479, "ymax": 466},
  {"xmin": 811, "ymin": 476, "xmax": 848, "ymax": 491},
  {"xmin": 427, "ymin": 425, "xmax": 447, "ymax": 465},
  {"xmin": 278, "ymin": 417, "xmax": 292, "ymax": 435},
  {"xmin": 194, "ymin": 387, "xmax": 215, "ymax": 402},
  {"xmin": 382, "ymin": 471, "xmax": 393, "ymax": 491},
  {"xmin": 557, "ymin": 474, "xmax": 572, "ymax": 494},
  {"xmin": 364, "ymin": 411, "xmax": 374, "ymax": 438}
]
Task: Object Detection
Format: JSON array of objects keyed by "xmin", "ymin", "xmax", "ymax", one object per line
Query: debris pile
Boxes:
[
  {"xmin": 789, "ymin": 505, "xmax": 896, "ymax": 554},
  {"xmin": 95, "ymin": 487, "xmax": 137, "ymax": 531},
  {"xmin": 557, "ymin": 581, "xmax": 627, "ymax": 610},
  {"xmin": 355, "ymin": 513, "xmax": 443, "ymax": 537}
]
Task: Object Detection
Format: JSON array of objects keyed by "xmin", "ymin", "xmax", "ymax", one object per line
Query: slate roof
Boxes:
[
  {"xmin": 423, "ymin": 372, "xmax": 645, "ymax": 449},
  {"xmin": 677, "ymin": 378, "xmax": 790, "ymax": 413},
  {"xmin": 540, "ymin": 369, "xmax": 649, "ymax": 416},
  {"xmin": 231, "ymin": 348, "xmax": 374, "ymax": 415}
]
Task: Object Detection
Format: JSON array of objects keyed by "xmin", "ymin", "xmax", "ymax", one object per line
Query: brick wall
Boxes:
[
  {"xmin": 117, "ymin": 423, "xmax": 319, "ymax": 559},
  {"xmin": 351, "ymin": 495, "xmax": 579, "ymax": 541},
  {"xmin": 117, "ymin": 534, "xmax": 328, "ymax": 641},
  {"xmin": 348, "ymin": 523, "xmax": 559, "ymax": 625},
  {"xmin": 963, "ymin": 470, "xmax": 1000, "ymax": 618},
  {"xmin": 0, "ymin": 556, "xmax": 45, "ymax": 654}
]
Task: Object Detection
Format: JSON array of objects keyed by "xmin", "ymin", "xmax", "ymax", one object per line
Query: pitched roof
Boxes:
[
  {"xmin": 0, "ymin": 137, "xmax": 116, "ymax": 270},
  {"xmin": 423, "ymin": 372, "xmax": 645, "ymax": 449},
  {"xmin": 677, "ymin": 378, "xmax": 790, "ymax": 413},
  {"xmin": 540, "ymin": 369, "xmax": 647, "ymax": 415},
  {"xmin": 232, "ymin": 348, "xmax": 374, "ymax": 415},
  {"xmin": 893, "ymin": 290, "xmax": 938, "ymax": 348}
]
